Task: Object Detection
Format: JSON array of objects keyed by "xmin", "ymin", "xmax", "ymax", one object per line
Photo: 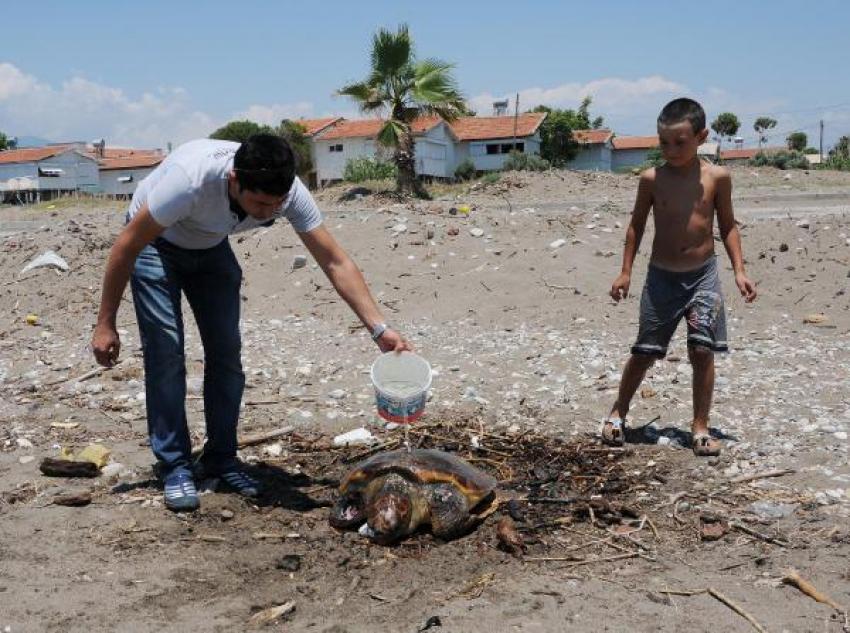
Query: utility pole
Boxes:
[
  {"xmin": 513, "ymin": 92, "xmax": 519, "ymax": 151},
  {"xmin": 819, "ymin": 119, "xmax": 824, "ymax": 161}
]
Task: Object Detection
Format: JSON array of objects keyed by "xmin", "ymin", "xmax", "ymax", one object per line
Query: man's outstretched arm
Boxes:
[{"xmin": 299, "ymin": 225, "xmax": 411, "ymax": 352}]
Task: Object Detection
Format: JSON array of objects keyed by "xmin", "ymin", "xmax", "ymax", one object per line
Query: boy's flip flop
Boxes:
[
  {"xmin": 692, "ymin": 432, "xmax": 721, "ymax": 457},
  {"xmin": 601, "ymin": 417, "xmax": 626, "ymax": 446}
]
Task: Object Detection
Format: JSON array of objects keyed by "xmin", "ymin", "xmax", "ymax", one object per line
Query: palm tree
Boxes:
[{"xmin": 338, "ymin": 24, "xmax": 466, "ymax": 197}]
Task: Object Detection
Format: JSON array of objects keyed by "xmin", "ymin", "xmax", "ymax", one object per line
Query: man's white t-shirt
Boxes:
[{"xmin": 127, "ymin": 139, "xmax": 322, "ymax": 249}]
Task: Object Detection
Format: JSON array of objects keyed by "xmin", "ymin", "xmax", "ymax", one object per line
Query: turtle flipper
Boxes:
[{"xmin": 427, "ymin": 483, "xmax": 476, "ymax": 540}]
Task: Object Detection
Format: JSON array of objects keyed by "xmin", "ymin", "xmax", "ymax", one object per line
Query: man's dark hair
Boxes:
[
  {"xmin": 233, "ymin": 134, "xmax": 295, "ymax": 196},
  {"xmin": 657, "ymin": 98, "xmax": 706, "ymax": 133}
]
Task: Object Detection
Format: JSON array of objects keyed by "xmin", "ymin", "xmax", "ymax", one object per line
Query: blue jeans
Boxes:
[{"xmin": 131, "ymin": 237, "xmax": 245, "ymax": 478}]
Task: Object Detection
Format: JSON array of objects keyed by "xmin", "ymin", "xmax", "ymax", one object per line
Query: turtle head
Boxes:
[
  {"xmin": 329, "ymin": 492, "xmax": 365, "ymax": 529},
  {"xmin": 368, "ymin": 491, "xmax": 412, "ymax": 543}
]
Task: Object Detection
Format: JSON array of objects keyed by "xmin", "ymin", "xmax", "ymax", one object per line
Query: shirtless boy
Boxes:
[{"xmin": 602, "ymin": 98, "xmax": 757, "ymax": 456}]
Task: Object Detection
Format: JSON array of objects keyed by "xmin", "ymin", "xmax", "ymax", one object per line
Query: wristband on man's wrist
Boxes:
[{"xmin": 370, "ymin": 323, "xmax": 389, "ymax": 341}]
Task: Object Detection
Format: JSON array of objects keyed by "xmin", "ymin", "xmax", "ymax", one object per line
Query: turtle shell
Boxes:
[{"xmin": 340, "ymin": 449, "xmax": 497, "ymax": 507}]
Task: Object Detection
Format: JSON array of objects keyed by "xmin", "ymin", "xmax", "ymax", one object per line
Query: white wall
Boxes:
[
  {"xmin": 37, "ymin": 151, "xmax": 100, "ymax": 191},
  {"xmin": 462, "ymin": 134, "xmax": 542, "ymax": 172},
  {"xmin": 314, "ymin": 137, "xmax": 379, "ymax": 184},
  {"xmin": 414, "ymin": 122, "xmax": 455, "ymax": 178},
  {"xmin": 611, "ymin": 148, "xmax": 650, "ymax": 172},
  {"xmin": 99, "ymin": 167, "xmax": 157, "ymax": 196},
  {"xmin": 568, "ymin": 143, "xmax": 612, "ymax": 171},
  {"xmin": 0, "ymin": 161, "xmax": 38, "ymax": 192}
]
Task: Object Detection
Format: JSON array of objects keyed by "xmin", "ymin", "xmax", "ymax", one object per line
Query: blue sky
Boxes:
[{"xmin": 2, "ymin": 0, "xmax": 849, "ymax": 148}]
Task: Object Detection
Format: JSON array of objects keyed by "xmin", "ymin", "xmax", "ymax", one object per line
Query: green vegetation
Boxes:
[
  {"xmin": 531, "ymin": 96, "xmax": 604, "ymax": 167},
  {"xmin": 786, "ymin": 131, "xmax": 807, "ymax": 152},
  {"xmin": 337, "ymin": 24, "xmax": 466, "ymax": 197},
  {"xmin": 481, "ymin": 172, "xmax": 501, "ymax": 184},
  {"xmin": 0, "ymin": 131, "xmax": 16, "ymax": 150},
  {"xmin": 454, "ymin": 158, "xmax": 476, "ymax": 181},
  {"xmin": 277, "ymin": 119, "xmax": 313, "ymax": 178},
  {"xmin": 502, "ymin": 150, "xmax": 550, "ymax": 172},
  {"xmin": 209, "ymin": 120, "xmax": 274, "ymax": 142},
  {"xmin": 753, "ymin": 117, "xmax": 777, "ymax": 148},
  {"xmin": 823, "ymin": 135, "xmax": 850, "ymax": 171},
  {"xmin": 711, "ymin": 112, "xmax": 741, "ymax": 154},
  {"xmin": 343, "ymin": 156, "xmax": 397, "ymax": 182},
  {"xmin": 750, "ymin": 150, "xmax": 809, "ymax": 170}
]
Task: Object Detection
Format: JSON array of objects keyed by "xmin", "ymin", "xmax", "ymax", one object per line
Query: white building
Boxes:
[
  {"xmin": 449, "ymin": 113, "xmax": 546, "ymax": 172},
  {"xmin": 293, "ymin": 117, "xmax": 344, "ymax": 188},
  {"xmin": 611, "ymin": 135, "xmax": 659, "ymax": 171},
  {"xmin": 0, "ymin": 146, "xmax": 100, "ymax": 203},
  {"xmin": 311, "ymin": 112, "xmax": 547, "ymax": 186},
  {"xmin": 568, "ymin": 130, "xmax": 614, "ymax": 171},
  {"xmin": 98, "ymin": 150, "xmax": 164, "ymax": 198}
]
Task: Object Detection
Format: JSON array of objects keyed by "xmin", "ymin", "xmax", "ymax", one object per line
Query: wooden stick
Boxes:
[
  {"xmin": 730, "ymin": 468, "xmax": 796, "ymax": 484},
  {"xmin": 730, "ymin": 521, "xmax": 788, "ymax": 547},
  {"xmin": 706, "ymin": 587, "xmax": 768, "ymax": 633},
  {"xmin": 527, "ymin": 552, "xmax": 639, "ymax": 567},
  {"xmin": 782, "ymin": 569, "xmax": 844, "ymax": 611}
]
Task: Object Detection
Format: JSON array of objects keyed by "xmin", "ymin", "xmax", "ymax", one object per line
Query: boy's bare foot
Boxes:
[
  {"xmin": 692, "ymin": 432, "xmax": 721, "ymax": 457},
  {"xmin": 601, "ymin": 418, "xmax": 626, "ymax": 446}
]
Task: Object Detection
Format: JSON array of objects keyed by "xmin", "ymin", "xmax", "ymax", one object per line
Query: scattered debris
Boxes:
[
  {"xmin": 332, "ymin": 427, "xmax": 375, "ymax": 447},
  {"xmin": 496, "ymin": 516, "xmax": 526, "ymax": 556},
  {"xmin": 52, "ymin": 491, "xmax": 92, "ymax": 507},
  {"xmin": 20, "ymin": 250, "xmax": 69, "ymax": 274},
  {"xmin": 39, "ymin": 458, "xmax": 99, "ymax": 478}
]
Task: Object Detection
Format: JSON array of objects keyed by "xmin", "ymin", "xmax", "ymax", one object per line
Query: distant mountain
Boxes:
[{"xmin": 12, "ymin": 136, "xmax": 54, "ymax": 148}]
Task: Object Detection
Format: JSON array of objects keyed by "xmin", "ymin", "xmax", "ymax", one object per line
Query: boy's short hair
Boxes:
[
  {"xmin": 233, "ymin": 134, "xmax": 295, "ymax": 196},
  {"xmin": 657, "ymin": 98, "xmax": 706, "ymax": 134}
]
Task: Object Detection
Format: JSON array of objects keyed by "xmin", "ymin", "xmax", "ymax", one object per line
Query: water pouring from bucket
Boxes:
[{"xmin": 371, "ymin": 352, "xmax": 432, "ymax": 451}]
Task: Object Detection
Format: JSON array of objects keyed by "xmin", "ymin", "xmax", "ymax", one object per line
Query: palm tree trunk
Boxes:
[{"xmin": 394, "ymin": 128, "xmax": 427, "ymax": 198}]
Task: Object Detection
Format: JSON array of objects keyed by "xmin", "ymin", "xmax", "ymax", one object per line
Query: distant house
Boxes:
[
  {"xmin": 448, "ymin": 112, "xmax": 546, "ymax": 173},
  {"xmin": 568, "ymin": 129, "xmax": 614, "ymax": 171},
  {"xmin": 698, "ymin": 142, "xmax": 720, "ymax": 162},
  {"xmin": 720, "ymin": 146, "xmax": 783, "ymax": 163},
  {"xmin": 0, "ymin": 146, "xmax": 99, "ymax": 203},
  {"xmin": 311, "ymin": 112, "xmax": 547, "ymax": 186},
  {"xmin": 97, "ymin": 149, "xmax": 164, "ymax": 198},
  {"xmin": 611, "ymin": 135, "xmax": 659, "ymax": 171},
  {"xmin": 293, "ymin": 117, "xmax": 344, "ymax": 188}
]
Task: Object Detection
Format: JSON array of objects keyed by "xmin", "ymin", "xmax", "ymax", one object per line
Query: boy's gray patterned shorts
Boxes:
[{"xmin": 632, "ymin": 255, "xmax": 728, "ymax": 357}]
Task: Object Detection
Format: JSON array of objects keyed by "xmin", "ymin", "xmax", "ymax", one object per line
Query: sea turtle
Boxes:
[{"xmin": 329, "ymin": 449, "xmax": 498, "ymax": 543}]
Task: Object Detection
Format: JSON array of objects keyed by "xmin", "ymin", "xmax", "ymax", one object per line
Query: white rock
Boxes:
[
  {"xmin": 333, "ymin": 427, "xmax": 375, "ymax": 447},
  {"xmin": 291, "ymin": 255, "xmax": 308, "ymax": 270},
  {"xmin": 328, "ymin": 389, "xmax": 347, "ymax": 400},
  {"xmin": 101, "ymin": 462, "xmax": 124, "ymax": 478},
  {"xmin": 391, "ymin": 223, "xmax": 408, "ymax": 234},
  {"xmin": 16, "ymin": 438, "xmax": 33, "ymax": 449},
  {"xmin": 834, "ymin": 431, "xmax": 848, "ymax": 441},
  {"xmin": 469, "ymin": 227, "xmax": 485, "ymax": 238},
  {"xmin": 262, "ymin": 443, "xmax": 284, "ymax": 457},
  {"xmin": 549, "ymin": 238, "xmax": 567, "ymax": 249}
]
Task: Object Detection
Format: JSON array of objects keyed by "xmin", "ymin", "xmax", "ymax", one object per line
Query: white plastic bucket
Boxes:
[{"xmin": 370, "ymin": 351, "xmax": 432, "ymax": 424}]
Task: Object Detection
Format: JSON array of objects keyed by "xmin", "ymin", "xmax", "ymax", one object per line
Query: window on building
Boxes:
[
  {"xmin": 486, "ymin": 144, "xmax": 499, "ymax": 155},
  {"xmin": 329, "ymin": 144, "xmax": 344, "ymax": 153},
  {"xmin": 38, "ymin": 167, "xmax": 63, "ymax": 177}
]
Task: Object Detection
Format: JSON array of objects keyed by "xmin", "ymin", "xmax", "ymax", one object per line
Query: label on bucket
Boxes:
[{"xmin": 375, "ymin": 389, "xmax": 427, "ymax": 424}]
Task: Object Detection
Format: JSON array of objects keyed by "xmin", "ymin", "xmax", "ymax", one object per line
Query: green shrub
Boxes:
[
  {"xmin": 343, "ymin": 157, "xmax": 397, "ymax": 183},
  {"xmin": 481, "ymin": 172, "xmax": 501, "ymax": 184},
  {"xmin": 454, "ymin": 158, "xmax": 476, "ymax": 181},
  {"xmin": 750, "ymin": 150, "xmax": 809, "ymax": 170},
  {"xmin": 502, "ymin": 151, "xmax": 550, "ymax": 172}
]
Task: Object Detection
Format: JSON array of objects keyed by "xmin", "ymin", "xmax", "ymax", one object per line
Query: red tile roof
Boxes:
[
  {"xmin": 317, "ymin": 113, "xmax": 547, "ymax": 142},
  {"xmin": 449, "ymin": 113, "xmax": 546, "ymax": 141},
  {"xmin": 720, "ymin": 147, "xmax": 784, "ymax": 160},
  {"xmin": 318, "ymin": 119, "xmax": 385, "ymax": 141},
  {"xmin": 99, "ymin": 154, "xmax": 164, "ymax": 171},
  {"xmin": 612, "ymin": 135, "xmax": 659, "ymax": 150},
  {"xmin": 295, "ymin": 117, "xmax": 344, "ymax": 137},
  {"xmin": 0, "ymin": 146, "xmax": 73, "ymax": 165},
  {"xmin": 573, "ymin": 129, "xmax": 614, "ymax": 145}
]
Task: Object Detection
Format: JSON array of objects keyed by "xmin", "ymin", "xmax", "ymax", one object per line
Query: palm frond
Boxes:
[
  {"xmin": 377, "ymin": 119, "xmax": 407, "ymax": 148},
  {"xmin": 410, "ymin": 59, "xmax": 464, "ymax": 115},
  {"xmin": 371, "ymin": 24, "xmax": 413, "ymax": 77}
]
